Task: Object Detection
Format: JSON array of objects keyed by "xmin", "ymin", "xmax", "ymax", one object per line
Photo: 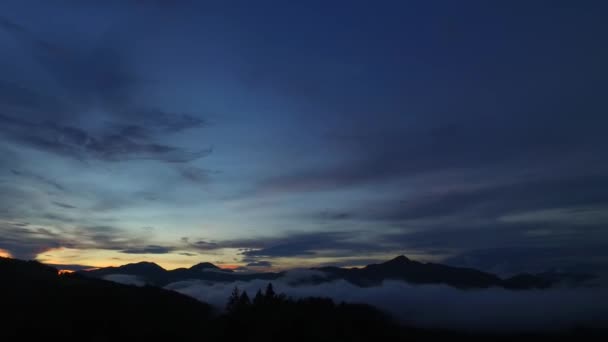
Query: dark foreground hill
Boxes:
[
  {"xmin": 0, "ymin": 257, "xmax": 213, "ymax": 339},
  {"xmin": 1, "ymin": 257, "xmax": 605, "ymax": 341}
]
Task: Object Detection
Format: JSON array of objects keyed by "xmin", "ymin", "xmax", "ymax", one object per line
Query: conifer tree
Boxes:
[
  {"xmin": 265, "ymin": 282, "xmax": 276, "ymax": 300},
  {"xmin": 253, "ymin": 289, "xmax": 264, "ymax": 305},
  {"xmin": 238, "ymin": 291, "xmax": 251, "ymax": 308},
  {"xmin": 226, "ymin": 286, "xmax": 240, "ymax": 312}
]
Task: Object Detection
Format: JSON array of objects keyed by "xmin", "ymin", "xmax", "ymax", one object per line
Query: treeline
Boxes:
[
  {"xmin": 215, "ymin": 282, "xmax": 405, "ymax": 341},
  {"xmin": 225, "ymin": 283, "xmax": 286, "ymax": 311}
]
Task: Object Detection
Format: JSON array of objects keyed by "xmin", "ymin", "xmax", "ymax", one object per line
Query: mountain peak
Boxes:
[
  {"xmin": 123, "ymin": 261, "xmax": 165, "ymax": 272},
  {"xmin": 385, "ymin": 255, "xmax": 411, "ymax": 264},
  {"xmin": 190, "ymin": 262, "xmax": 220, "ymax": 271}
]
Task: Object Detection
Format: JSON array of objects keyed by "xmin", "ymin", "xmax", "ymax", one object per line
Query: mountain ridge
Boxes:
[{"xmin": 79, "ymin": 255, "xmax": 594, "ymax": 290}]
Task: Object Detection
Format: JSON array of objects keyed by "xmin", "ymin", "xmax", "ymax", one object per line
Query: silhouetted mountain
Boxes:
[
  {"xmin": 314, "ymin": 255, "xmax": 503, "ymax": 288},
  {"xmin": 0, "ymin": 256, "xmax": 59, "ymax": 280},
  {"xmin": 107, "ymin": 261, "xmax": 167, "ymax": 277},
  {"xmin": 82, "ymin": 261, "xmax": 169, "ymax": 284},
  {"xmin": 314, "ymin": 255, "xmax": 579, "ymax": 289},
  {"xmin": 190, "ymin": 261, "xmax": 226, "ymax": 271},
  {"xmin": 81, "ymin": 255, "xmax": 588, "ymax": 290},
  {"xmin": 82, "ymin": 260, "xmax": 281, "ymax": 286}
]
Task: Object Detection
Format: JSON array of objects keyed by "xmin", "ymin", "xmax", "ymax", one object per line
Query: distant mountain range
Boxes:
[{"xmin": 81, "ymin": 255, "xmax": 595, "ymax": 290}]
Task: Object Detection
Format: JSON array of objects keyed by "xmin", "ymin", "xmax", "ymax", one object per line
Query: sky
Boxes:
[{"xmin": 0, "ymin": 0, "xmax": 607, "ymax": 273}]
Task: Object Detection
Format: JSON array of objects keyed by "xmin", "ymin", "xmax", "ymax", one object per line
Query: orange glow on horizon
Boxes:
[
  {"xmin": 82, "ymin": 267, "xmax": 100, "ymax": 271},
  {"xmin": 36, "ymin": 247, "xmax": 247, "ymax": 270},
  {"xmin": 0, "ymin": 249, "xmax": 12, "ymax": 258},
  {"xmin": 217, "ymin": 264, "xmax": 240, "ymax": 270},
  {"xmin": 58, "ymin": 269, "xmax": 74, "ymax": 275}
]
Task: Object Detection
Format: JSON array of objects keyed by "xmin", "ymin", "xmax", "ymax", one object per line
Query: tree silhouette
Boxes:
[
  {"xmin": 264, "ymin": 283, "xmax": 275, "ymax": 300},
  {"xmin": 238, "ymin": 291, "xmax": 251, "ymax": 308},
  {"xmin": 253, "ymin": 289, "xmax": 264, "ymax": 305},
  {"xmin": 226, "ymin": 286, "xmax": 240, "ymax": 312}
]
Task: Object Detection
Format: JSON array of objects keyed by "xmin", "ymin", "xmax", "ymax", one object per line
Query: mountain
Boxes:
[
  {"xmin": 82, "ymin": 261, "xmax": 170, "ymax": 284},
  {"xmin": 81, "ymin": 255, "xmax": 589, "ymax": 290},
  {"xmin": 314, "ymin": 256, "xmax": 595, "ymax": 289},
  {"xmin": 190, "ymin": 262, "xmax": 229, "ymax": 272},
  {"xmin": 82, "ymin": 260, "xmax": 281, "ymax": 286},
  {"xmin": 103, "ymin": 261, "xmax": 168, "ymax": 278},
  {"xmin": 314, "ymin": 255, "xmax": 503, "ymax": 288}
]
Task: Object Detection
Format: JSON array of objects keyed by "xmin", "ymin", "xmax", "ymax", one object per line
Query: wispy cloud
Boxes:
[
  {"xmin": 10, "ymin": 168, "xmax": 66, "ymax": 192},
  {"xmin": 0, "ymin": 15, "xmax": 211, "ymax": 169},
  {"xmin": 122, "ymin": 245, "xmax": 175, "ymax": 254},
  {"xmin": 0, "ymin": 223, "xmax": 148, "ymax": 259},
  {"xmin": 52, "ymin": 201, "xmax": 77, "ymax": 209},
  {"xmin": 246, "ymin": 260, "xmax": 272, "ymax": 267},
  {"xmin": 0, "ymin": 114, "xmax": 211, "ymax": 163}
]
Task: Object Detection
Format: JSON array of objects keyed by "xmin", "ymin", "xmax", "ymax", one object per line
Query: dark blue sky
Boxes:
[{"xmin": 1, "ymin": 0, "xmax": 607, "ymax": 272}]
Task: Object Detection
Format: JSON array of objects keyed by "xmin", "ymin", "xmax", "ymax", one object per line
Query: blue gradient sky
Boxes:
[{"xmin": 1, "ymin": 1, "xmax": 607, "ymax": 272}]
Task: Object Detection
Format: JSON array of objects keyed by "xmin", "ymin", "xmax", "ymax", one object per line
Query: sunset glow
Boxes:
[
  {"xmin": 0, "ymin": 249, "xmax": 11, "ymax": 258},
  {"xmin": 35, "ymin": 247, "xmax": 246, "ymax": 270}
]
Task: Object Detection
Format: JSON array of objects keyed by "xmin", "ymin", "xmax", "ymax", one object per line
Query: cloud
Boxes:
[
  {"xmin": 316, "ymin": 210, "xmax": 352, "ymax": 221},
  {"xmin": 0, "ymin": 16, "xmax": 210, "ymax": 165},
  {"xmin": 1, "ymin": 15, "xmax": 137, "ymax": 111},
  {"xmin": 164, "ymin": 275, "xmax": 608, "ymax": 333},
  {"xmin": 0, "ymin": 223, "xmax": 149, "ymax": 259},
  {"xmin": 0, "ymin": 16, "xmax": 26, "ymax": 33},
  {"xmin": 176, "ymin": 232, "xmax": 396, "ymax": 266},
  {"xmin": 2, "ymin": 220, "xmax": 387, "ymax": 264},
  {"xmin": 121, "ymin": 245, "xmax": 175, "ymax": 254},
  {"xmin": 261, "ymin": 109, "xmax": 605, "ymax": 197},
  {"xmin": 246, "ymin": 260, "xmax": 272, "ymax": 267},
  {"xmin": 52, "ymin": 201, "xmax": 77, "ymax": 209},
  {"xmin": 445, "ymin": 246, "xmax": 608, "ymax": 276},
  {"xmin": 10, "ymin": 169, "xmax": 66, "ymax": 192},
  {"xmin": 0, "ymin": 226, "xmax": 63, "ymax": 260},
  {"xmin": 0, "ymin": 16, "xmax": 214, "ymax": 265},
  {"xmin": 128, "ymin": 109, "xmax": 207, "ymax": 134},
  {"xmin": 239, "ymin": 232, "xmax": 382, "ymax": 259},
  {"xmin": 190, "ymin": 240, "xmax": 221, "ymax": 251},
  {"xmin": 42, "ymin": 213, "xmax": 76, "ymax": 223},
  {"xmin": 0, "ymin": 114, "xmax": 211, "ymax": 163},
  {"xmin": 357, "ymin": 175, "xmax": 608, "ymax": 222},
  {"xmin": 177, "ymin": 165, "xmax": 213, "ymax": 183},
  {"xmin": 103, "ymin": 274, "xmax": 145, "ymax": 287},
  {"xmin": 315, "ymin": 258, "xmax": 387, "ymax": 268},
  {"xmin": 0, "ymin": 80, "xmax": 67, "ymax": 114}
]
